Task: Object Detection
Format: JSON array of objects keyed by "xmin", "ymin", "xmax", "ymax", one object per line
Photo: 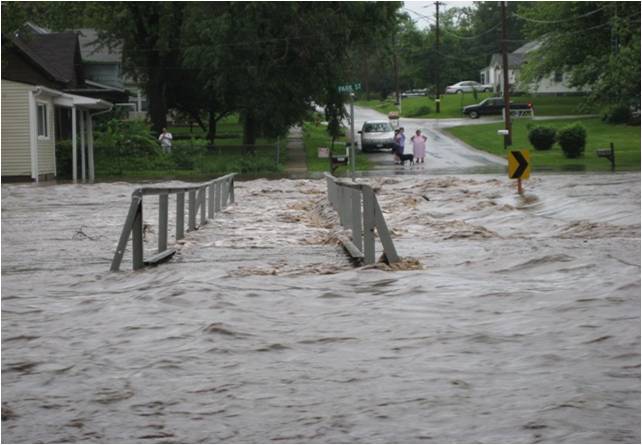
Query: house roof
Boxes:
[
  {"xmin": 490, "ymin": 53, "xmax": 526, "ymax": 69},
  {"xmin": 10, "ymin": 31, "xmax": 82, "ymax": 86},
  {"xmin": 77, "ymin": 28, "xmax": 122, "ymax": 63}
]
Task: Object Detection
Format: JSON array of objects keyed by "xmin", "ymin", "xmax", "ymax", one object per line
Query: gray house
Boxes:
[{"xmin": 480, "ymin": 40, "xmax": 586, "ymax": 95}]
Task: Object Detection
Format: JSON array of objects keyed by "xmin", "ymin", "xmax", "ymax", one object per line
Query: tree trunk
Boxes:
[
  {"xmin": 147, "ymin": 65, "xmax": 167, "ymax": 134},
  {"xmin": 207, "ymin": 102, "xmax": 217, "ymax": 145},
  {"xmin": 242, "ymin": 111, "xmax": 257, "ymax": 146}
]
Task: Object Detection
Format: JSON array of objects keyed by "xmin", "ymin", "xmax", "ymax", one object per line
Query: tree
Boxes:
[{"xmin": 517, "ymin": 1, "xmax": 641, "ymax": 107}]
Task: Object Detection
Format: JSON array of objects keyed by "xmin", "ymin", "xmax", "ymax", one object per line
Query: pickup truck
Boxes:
[{"xmin": 463, "ymin": 97, "xmax": 532, "ymax": 119}]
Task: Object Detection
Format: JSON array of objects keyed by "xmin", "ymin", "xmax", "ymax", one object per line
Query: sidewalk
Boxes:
[{"xmin": 284, "ymin": 126, "xmax": 308, "ymax": 175}]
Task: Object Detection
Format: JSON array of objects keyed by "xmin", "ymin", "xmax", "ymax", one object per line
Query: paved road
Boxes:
[
  {"xmin": 349, "ymin": 106, "xmax": 506, "ymax": 175},
  {"xmin": 348, "ymin": 106, "xmax": 598, "ymax": 175}
]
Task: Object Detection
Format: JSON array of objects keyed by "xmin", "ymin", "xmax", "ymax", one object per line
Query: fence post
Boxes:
[
  {"xmin": 362, "ymin": 186, "xmax": 376, "ymax": 264},
  {"xmin": 110, "ymin": 191, "xmax": 143, "ymax": 272},
  {"xmin": 351, "ymin": 189, "xmax": 362, "ymax": 252},
  {"xmin": 132, "ymin": 197, "xmax": 144, "ymax": 270},
  {"xmin": 208, "ymin": 184, "xmax": 214, "ymax": 218},
  {"xmin": 215, "ymin": 182, "xmax": 221, "ymax": 212},
  {"xmin": 199, "ymin": 188, "xmax": 207, "ymax": 226},
  {"xmin": 229, "ymin": 178, "xmax": 235, "ymax": 204},
  {"xmin": 188, "ymin": 190, "xmax": 196, "ymax": 231},
  {"xmin": 158, "ymin": 194, "xmax": 168, "ymax": 252},
  {"xmin": 176, "ymin": 192, "xmax": 185, "ymax": 240}
]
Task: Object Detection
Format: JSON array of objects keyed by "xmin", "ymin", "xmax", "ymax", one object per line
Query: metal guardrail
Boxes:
[
  {"xmin": 110, "ymin": 173, "xmax": 237, "ymax": 272},
  {"xmin": 324, "ymin": 173, "xmax": 400, "ymax": 265}
]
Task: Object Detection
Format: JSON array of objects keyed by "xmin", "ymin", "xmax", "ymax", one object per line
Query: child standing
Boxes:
[{"xmin": 411, "ymin": 129, "xmax": 427, "ymax": 164}]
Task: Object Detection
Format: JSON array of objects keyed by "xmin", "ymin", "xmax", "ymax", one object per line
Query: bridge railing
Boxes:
[
  {"xmin": 110, "ymin": 173, "xmax": 237, "ymax": 272},
  {"xmin": 324, "ymin": 173, "xmax": 399, "ymax": 265}
]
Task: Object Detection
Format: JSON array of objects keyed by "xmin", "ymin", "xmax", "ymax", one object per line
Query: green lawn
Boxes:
[
  {"xmin": 445, "ymin": 118, "xmax": 640, "ymax": 171},
  {"xmin": 356, "ymin": 93, "xmax": 588, "ymax": 119},
  {"xmin": 303, "ymin": 122, "xmax": 371, "ymax": 172}
]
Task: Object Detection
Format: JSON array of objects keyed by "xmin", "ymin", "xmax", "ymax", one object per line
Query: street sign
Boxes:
[
  {"xmin": 508, "ymin": 149, "xmax": 530, "ymax": 179},
  {"xmin": 337, "ymin": 83, "xmax": 361, "ymax": 94},
  {"xmin": 318, "ymin": 147, "xmax": 329, "ymax": 158}
]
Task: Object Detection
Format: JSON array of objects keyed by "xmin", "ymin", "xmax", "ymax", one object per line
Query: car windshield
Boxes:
[{"xmin": 363, "ymin": 122, "xmax": 393, "ymax": 132}]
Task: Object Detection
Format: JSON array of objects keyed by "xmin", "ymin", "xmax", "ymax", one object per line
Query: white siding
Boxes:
[{"xmin": 1, "ymin": 80, "xmax": 32, "ymax": 176}]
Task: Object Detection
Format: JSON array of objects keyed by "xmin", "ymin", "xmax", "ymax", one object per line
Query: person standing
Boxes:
[
  {"xmin": 393, "ymin": 127, "xmax": 406, "ymax": 165},
  {"xmin": 158, "ymin": 128, "xmax": 173, "ymax": 153},
  {"xmin": 411, "ymin": 129, "xmax": 427, "ymax": 164}
]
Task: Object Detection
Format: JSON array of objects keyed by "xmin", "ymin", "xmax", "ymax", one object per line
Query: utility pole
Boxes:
[
  {"xmin": 434, "ymin": 1, "xmax": 443, "ymax": 113},
  {"xmin": 500, "ymin": 0, "xmax": 512, "ymax": 148}
]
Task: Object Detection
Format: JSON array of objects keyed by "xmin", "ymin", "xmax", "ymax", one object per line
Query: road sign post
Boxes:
[
  {"xmin": 507, "ymin": 149, "xmax": 530, "ymax": 194},
  {"xmin": 338, "ymin": 83, "xmax": 361, "ymax": 182}
]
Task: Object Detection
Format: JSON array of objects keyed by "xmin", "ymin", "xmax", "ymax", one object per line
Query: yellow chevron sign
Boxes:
[{"xmin": 508, "ymin": 149, "xmax": 531, "ymax": 180}]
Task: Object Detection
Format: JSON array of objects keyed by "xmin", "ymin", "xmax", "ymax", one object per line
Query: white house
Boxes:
[
  {"xmin": 1, "ymin": 31, "xmax": 112, "ymax": 182},
  {"xmin": 480, "ymin": 40, "xmax": 586, "ymax": 95}
]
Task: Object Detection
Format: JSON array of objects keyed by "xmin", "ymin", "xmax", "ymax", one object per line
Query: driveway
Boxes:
[{"xmin": 349, "ymin": 106, "xmax": 506, "ymax": 174}]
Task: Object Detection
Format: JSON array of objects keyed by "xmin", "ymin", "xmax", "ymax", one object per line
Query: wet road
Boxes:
[
  {"xmin": 2, "ymin": 172, "xmax": 640, "ymax": 443},
  {"xmin": 350, "ymin": 106, "xmax": 506, "ymax": 174}
]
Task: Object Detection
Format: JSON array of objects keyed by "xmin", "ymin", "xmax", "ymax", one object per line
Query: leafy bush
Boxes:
[
  {"xmin": 527, "ymin": 126, "xmax": 557, "ymax": 150},
  {"xmin": 171, "ymin": 139, "xmax": 207, "ymax": 169},
  {"xmin": 557, "ymin": 123, "xmax": 587, "ymax": 158},
  {"xmin": 95, "ymin": 119, "xmax": 158, "ymax": 156},
  {"xmin": 602, "ymin": 104, "xmax": 632, "ymax": 124}
]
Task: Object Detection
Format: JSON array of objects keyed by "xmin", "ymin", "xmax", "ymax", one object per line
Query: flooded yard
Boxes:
[{"xmin": 2, "ymin": 172, "xmax": 640, "ymax": 443}]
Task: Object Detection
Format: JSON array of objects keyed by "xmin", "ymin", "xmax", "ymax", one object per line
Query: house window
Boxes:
[
  {"xmin": 554, "ymin": 71, "xmax": 563, "ymax": 82},
  {"xmin": 37, "ymin": 103, "xmax": 49, "ymax": 138}
]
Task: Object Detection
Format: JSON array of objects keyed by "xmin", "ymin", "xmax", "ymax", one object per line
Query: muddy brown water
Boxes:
[{"xmin": 2, "ymin": 173, "xmax": 640, "ymax": 443}]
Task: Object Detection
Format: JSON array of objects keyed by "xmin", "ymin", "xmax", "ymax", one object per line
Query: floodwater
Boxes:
[{"xmin": 2, "ymin": 172, "xmax": 640, "ymax": 443}]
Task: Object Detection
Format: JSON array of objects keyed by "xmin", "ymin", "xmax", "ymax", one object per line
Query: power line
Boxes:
[{"xmin": 511, "ymin": 6, "xmax": 607, "ymax": 24}]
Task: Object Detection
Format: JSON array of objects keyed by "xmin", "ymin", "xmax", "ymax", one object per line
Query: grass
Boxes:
[
  {"xmin": 356, "ymin": 92, "xmax": 588, "ymax": 119},
  {"xmin": 444, "ymin": 118, "xmax": 640, "ymax": 171},
  {"xmin": 303, "ymin": 122, "xmax": 371, "ymax": 172}
]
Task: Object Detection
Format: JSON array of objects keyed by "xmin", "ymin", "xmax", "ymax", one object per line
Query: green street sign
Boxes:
[{"xmin": 337, "ymin": 83, "xmax": 361, "ymax": 94}]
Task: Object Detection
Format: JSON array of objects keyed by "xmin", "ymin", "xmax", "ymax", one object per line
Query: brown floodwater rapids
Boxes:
[{"xmin": 2, "ymin": 172, "xmax": 640, "ymax": 443}]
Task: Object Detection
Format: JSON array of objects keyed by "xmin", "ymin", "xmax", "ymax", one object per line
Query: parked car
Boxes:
[
  {"xmin": 445, "ymin": 81, "xmax": 493, "ymax": 94},
  {"xmin": 358, "ymin": 120, "xmax": 396, "ymax": 152},
  {"xmin": 462, "ymin": 97, "xmax": 532, "ymax": 119},
  {"xmin": 401, "ymin": 88, "xmax": 428, "ymax": 98}
]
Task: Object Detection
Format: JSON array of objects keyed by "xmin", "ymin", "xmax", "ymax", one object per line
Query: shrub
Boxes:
[
  {"xmin": 171, "ymin": 139, "xmax": 207, "ymax": 169},
  {"xmin": 95, "ymin": 119, "xmax": 158, "ymax": 156},
  {"xmin": 557, "ymin": 123, "xmax": 587, "ymax": 158},
  {"xmin": 527, "ymin": 126, "xmax": 557, "ymax": 151},
  {"xmin": 602, "ymin": 104, "xmax": 632, "ymax": 124}
]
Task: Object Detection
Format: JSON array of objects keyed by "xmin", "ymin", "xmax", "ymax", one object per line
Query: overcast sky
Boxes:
[{"xmin": 402, "ymin": 0, "xmax": 475, "ymax": 29}]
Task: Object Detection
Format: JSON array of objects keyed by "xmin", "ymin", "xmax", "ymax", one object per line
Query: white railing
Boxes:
[
  {"xmin": 324, "ymin": 173, "xmax": 400, "ymax": 265},
  {"xmin": 110, "ymin": 173, "xmax": 236, "ymax": 271}
]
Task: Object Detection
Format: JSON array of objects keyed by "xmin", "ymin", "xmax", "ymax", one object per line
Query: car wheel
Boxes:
[
  {"xmin": 483, "ymin": 88, "xmax": 491, "ymax": 92},
  {"xmin": 456, "ymin": 89, "xmax": 463, "ymax": 94},
  {"xmin": 469, "ymin": 111, "xmax": 480, "ymax": 119}
]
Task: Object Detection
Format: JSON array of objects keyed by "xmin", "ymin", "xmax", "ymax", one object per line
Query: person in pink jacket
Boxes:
[{"xmin": 411, "ymin": 129, "xmax": 427, "ymax": 164}]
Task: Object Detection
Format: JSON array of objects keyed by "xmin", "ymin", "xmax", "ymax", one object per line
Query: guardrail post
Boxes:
[
  {"xmin": 159, "ymin": 194, "xmax": 168, "ymax": 253},
  {"xmin": 362, "ymin": 186, "xmax": 376, "ymax": 264},
  {"xmin": 199, "ymin": 188, "xmax": 207, "ymax": 226},
  {"xmin": 132, "ymin": 196, "xmax": 144, "ymax": 270},
  {"xmin": 229, "ymin": 178, "xmax": 235, "ymax": 204},
  {"xmin": 351, "ymin": 189, "xmax": 362, "ymax": 252},
  {"xmin": 176, "ymin": 192, "xmax": 185, "ymax": 240},
  {"xmin": 188, "ymin": 190, "xmax": 196, "ymax": 231},
  {"xmin": 222, "ymin": 180, "xmax": 229, "ymax": 207},
  {"xmin": 208, "ymin": 184, "xmax": 214, "ymax": 218},
  {"xmin": 215, "ymin": 182, "xmax": 221, "ymax": 212},
  {"xmin": 373, "ymin": 197, "xmax": 400, "ymax": 263},
  {"xmin": 110, "ymin": 192, "xmax": 143, "ymax": 272}
]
